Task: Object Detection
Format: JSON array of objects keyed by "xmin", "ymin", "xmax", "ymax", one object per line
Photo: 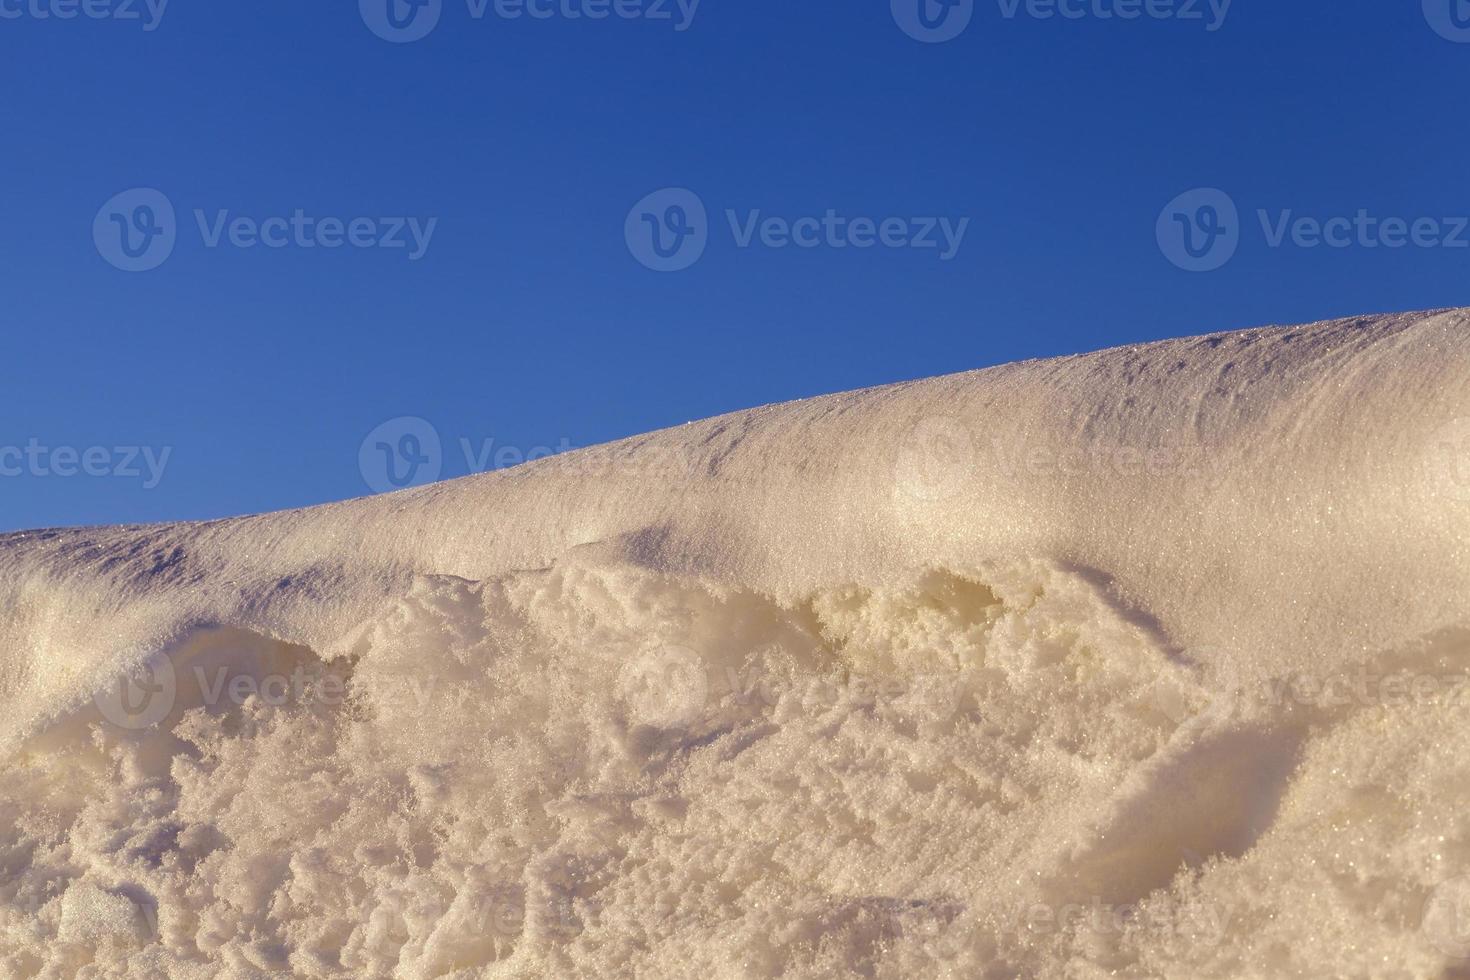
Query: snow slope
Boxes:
[{"xmin": 2, "ymin": 308, "xmax": 1468, "ymax": 977}]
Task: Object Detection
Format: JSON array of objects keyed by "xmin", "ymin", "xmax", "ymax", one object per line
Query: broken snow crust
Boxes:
[{"xmin": 2, "ymin": 309, "xmax": 1468, "ymax": 978}]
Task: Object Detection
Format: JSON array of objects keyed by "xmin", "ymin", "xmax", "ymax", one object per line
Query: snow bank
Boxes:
[{"xmin": 2, "ymin": 308, "xmax": 1468, "ymax": 977}]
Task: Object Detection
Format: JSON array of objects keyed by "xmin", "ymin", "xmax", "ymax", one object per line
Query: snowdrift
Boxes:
[{"xmin": 2, "ymin": 308, "xmax": 1469, "ymax": 978}]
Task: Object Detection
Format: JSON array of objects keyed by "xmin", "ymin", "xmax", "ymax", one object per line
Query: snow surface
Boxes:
[{"xmin": 2, "ymin": 308, "xmax": 1469, "ymax": 978}]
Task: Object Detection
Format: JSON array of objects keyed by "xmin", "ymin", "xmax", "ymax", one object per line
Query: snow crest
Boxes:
[{"xmin": 2, "ymin": 309, "xmax": 1469, "ymax": 977}]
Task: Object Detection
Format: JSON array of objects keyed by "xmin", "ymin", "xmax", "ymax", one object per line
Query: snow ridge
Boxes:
[{"xmin": 1, "ymin": 308, "xmax": 1468, "ymax": 977}]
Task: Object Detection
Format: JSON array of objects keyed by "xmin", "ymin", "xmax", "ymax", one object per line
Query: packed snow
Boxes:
[{"xmin": 2, "ymin": 308, "xmax": 1469, "ymax": 978}]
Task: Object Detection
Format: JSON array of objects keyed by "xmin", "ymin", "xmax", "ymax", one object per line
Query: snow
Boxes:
[{"xmin": 1, "ymin": 307, "xmax": 1468, "ymax": 977}]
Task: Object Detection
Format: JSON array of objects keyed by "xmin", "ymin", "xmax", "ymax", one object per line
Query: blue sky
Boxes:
[{"xmin": 2, "ymin": 0, "xmax": 1467, "ymax": 530}]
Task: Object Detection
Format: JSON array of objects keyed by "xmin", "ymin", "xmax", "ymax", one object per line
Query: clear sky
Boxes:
[{"xmin": 2, "ymin": 0, "xmax": 1467, "ymax": 531}]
